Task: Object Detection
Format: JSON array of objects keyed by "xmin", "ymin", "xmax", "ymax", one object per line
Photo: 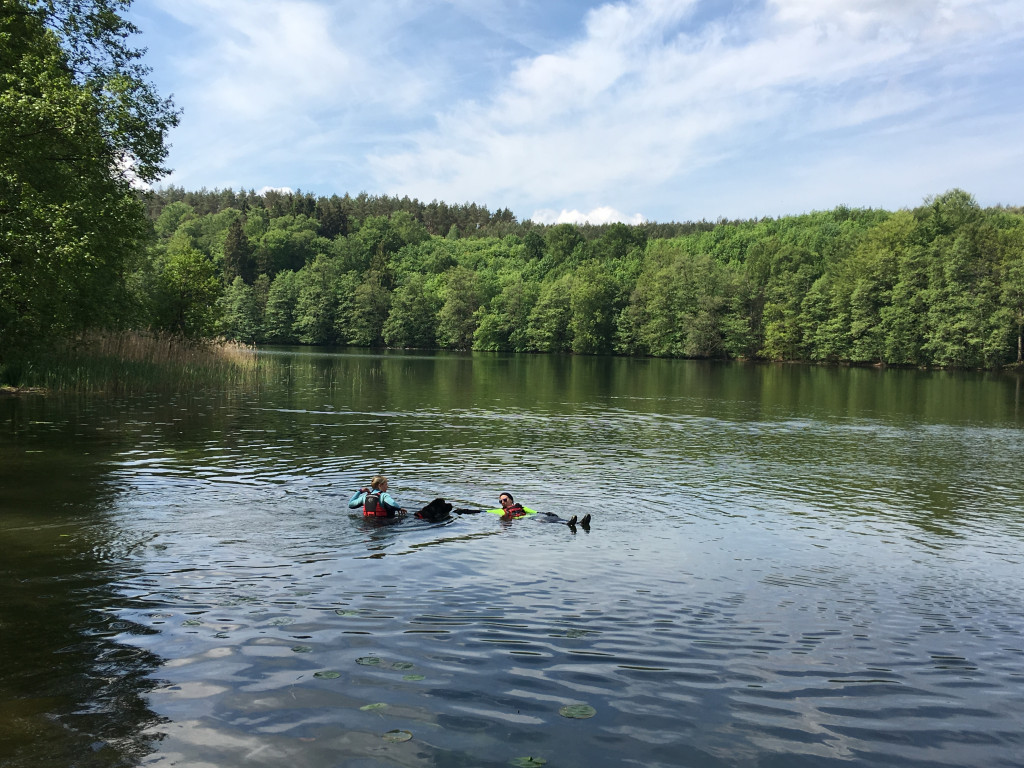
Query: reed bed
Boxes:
[{"xmin": 1, "ymin": 331, "xmax": 260, "ymax": 395}]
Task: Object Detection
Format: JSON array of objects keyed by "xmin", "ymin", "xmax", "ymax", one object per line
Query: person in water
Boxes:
[
  {"xmin": 499, "ymin": 492, "xmax": 590, "ymax": 528},
  {"xmin": 497, "ymin": 492, "xmax": 528, "ymax": 519},
  {"xmin": 350, "ymin": 475, "xmax": 407, "ymax": 518}
]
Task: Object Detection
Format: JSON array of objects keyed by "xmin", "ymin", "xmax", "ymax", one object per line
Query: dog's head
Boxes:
[{"xmin": 416, "ymin": 498, "xmax": 453, "ymax": 521}]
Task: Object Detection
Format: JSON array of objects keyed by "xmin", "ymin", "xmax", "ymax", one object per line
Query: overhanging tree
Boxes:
[{"xmin": 0, "ymin": 0, "xmax": 177, "ymax": 360}]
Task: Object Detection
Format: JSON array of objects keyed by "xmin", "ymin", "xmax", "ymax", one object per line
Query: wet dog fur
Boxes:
[{"xmin": 415, "ymin": 497, "xmax": 453, "ymax": 522}]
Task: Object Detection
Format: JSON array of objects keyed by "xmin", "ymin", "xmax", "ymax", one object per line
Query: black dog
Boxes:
[{"xmin": 415, "ymin": 498, "xmax": 453, "ymax": 522}]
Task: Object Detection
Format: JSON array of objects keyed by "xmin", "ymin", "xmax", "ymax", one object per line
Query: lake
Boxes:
[{"xmin": 2, "ymin": 350, "xmax": 1024, "ymax": 768}]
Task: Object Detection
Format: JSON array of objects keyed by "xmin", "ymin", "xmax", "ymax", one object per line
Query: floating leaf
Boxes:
[
  {"xmin": 270, "ymin": 617, "xmax": 294, "ymax": 626},
  {"xmin": 391, "ymin": 661, "xmax": 414, "ymax": 670},
  {"xmin": 313, "ymin": 671, "xmax": 340, "ymax": 679},
  {"xmin": 181, "ymin": 619, "xmax": 202, "ymax": 626},
  {"xmin": 382, "ymin": 729, "xmax": 412, "ymax": 743},
  {"xmin": 356, "ymin": 656, "xmax": 382, "ymax": 666},
  {"xmin": 402, "ymin": 674, "xmax": 425, "ymax": 681},
  {"xmin": 335, "ymin": 610, "xmax": 360, "ymax": 616},
  {"xmin": 360, "ymin": 702, "xmax": 388, "ymax": 711},
  {"xmin": 559, "ymin": 704, "xmax": 596, "ymax": 719},
  {"xmin": 511, "ymin": 758, "xmax": 547, "ymax": 767},
  {"xmin": 291, "ymin": 645, "xmax": 313, "ymax": 653}
]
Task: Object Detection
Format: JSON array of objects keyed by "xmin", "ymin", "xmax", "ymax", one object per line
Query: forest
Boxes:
[
  {"xmin": 4, "ymin": 1, "xmax": 1024, "ymax": 374},
  {"xmin": 133, "ymin": 186, "xmax": 1024, "ymax": 368}
]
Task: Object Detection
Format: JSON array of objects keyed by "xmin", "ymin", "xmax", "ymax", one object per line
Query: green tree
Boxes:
[
  {"xmin": 293, "ymin": 255, "xmax": 342, "ymax": 345},
  {"xmin": 263, "ymin": 270, "xmax": 300, "ymax": 344},
  {"xmin": 526, "ymin": 274, "xmax": 573, "ymax": 352},
  {"xmin": 569, "ymin": 262, "xmax": 616, "ymax": 354},
  {"xmin": 922, "ymin": 224, "xmax": 1001, "ymax": 367},
  {"xmin": 390, "ymin": 210, "xmax": 431, "ymax": 246},
  {"xmin": 314, "ymin": 195, "xmax": 348, "ymax": 238},
  {"xmin": 997, "ymin": 227, "xmax": 1024, "ymax": 363},
  {"xmin": 217, "ymin": 276, "xmax": 260, "ymax": 343},
  {"xmin": 341, "ymin": 272, "xmax": 389, "ymax": 347},
  {"xmin": 545, "ymin": 223, "xmax": 584, "ymax": 265},
  {"xmin": 254, "ymin": 215, "xmax": 319, "ymax": 276},
  {"xmin": 383, "ymin": 273, "xmax": 441, "ymax": 348},
  {"xmin": 436, "ymin": 266, "xmax": 480, "ymax": 349},
  {"xmin": 799, "ymin": 274, "xmax": 844, "ymax": 361},
  {"xmin": 617, "ymin": 249, "xmax": 738, "ymax": 358},
  {"xmin": 348, "ymin": 215, "xmax": 403, "ymax": 283},
  {"xmin": 473, "ymin": 275, "xmax": 539, "ymax": 351},
  {"xmin": 152, "ymin": 245, "xmax": 221, "ymax": 336},
  {"xmin": 222, "ymin": 217, "xmax": 255, "ymax": 284},
  {"xmin": 757, "ymin": 243, "xmax": 820, "ymax": 361},
  {"xmin": 522, "ymin": 230, "xmax": 545, "ymax": 261},
  {"xmin": 154, "ymin": 200, "xmax": 193, "ymax": 238},
  {"xmin": 1, "ymin": 0, "xmax": 177, "ymax": 359}
]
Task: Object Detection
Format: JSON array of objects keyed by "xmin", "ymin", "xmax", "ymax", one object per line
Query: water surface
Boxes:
[{"xmin": 2, "ymin": 351, "xmax": 1024, "ymax": 767}]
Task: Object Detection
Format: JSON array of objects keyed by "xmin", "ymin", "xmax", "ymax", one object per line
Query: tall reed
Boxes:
[{"xmin": 1, "ymin": 331, "xmax": 260, "ymax": 395}]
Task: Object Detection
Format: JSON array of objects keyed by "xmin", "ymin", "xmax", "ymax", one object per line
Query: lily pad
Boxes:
[
  {"xmin": 559, "ymin": 703, "xmax": 597, "ymax": 719},
  {"xmin": 270, "ymin": 617, "xmax": 294, "ymax": 626},
  {"xmin": 291, "ymin": 645, "xmax": 313, "ymax": 653},
  {"xmin": 382, "ymin": 729, "xmax": 412, "ymax": 743},
  {"xmin": 335, "ymin": 609, "xmax": 360, "ymax": 616},
  {"xmin": 360, "ymin": 702, "xmax": 388, "ymax": 711},
  {"xmin": 391, "ymin": 661, "xmax": 414, "ymax": 670},
  {"xmin": 181, "ymin": 619, "xmax": 202, "ymax": 627},
  {"xmin": 402, "ymin": 674, "xmax": 425, "ymax": 681},
  {"xmin": 313, "ymin": 670, "xmax": 340, "ymax": 679},
  {"xmin": 511, "ymin": 758, "xmax": 547, "ymax": 767},
  {"xmin": 356, "ymin": 656, "xmax": 382, "ymax": 666}
]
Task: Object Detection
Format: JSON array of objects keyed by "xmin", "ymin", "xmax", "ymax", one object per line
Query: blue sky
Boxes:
[{"xmin": 128, "ymin": 0, "xmax": 1024, "ymax": 224}]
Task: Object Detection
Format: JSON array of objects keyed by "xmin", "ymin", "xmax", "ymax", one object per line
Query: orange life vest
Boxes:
[{"xmin": 363, "ymin": 491, "xmax": 389, "ymax": 517}]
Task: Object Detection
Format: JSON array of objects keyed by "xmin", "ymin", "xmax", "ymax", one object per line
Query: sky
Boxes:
[{"xmin": 127, "ymin": 0, "xmax": 1024, "ymax": 225}]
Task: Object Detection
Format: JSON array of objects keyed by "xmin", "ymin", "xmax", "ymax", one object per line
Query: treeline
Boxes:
[
  {"xmin": 6, "ymin": 3, "xmax": 1024, "ymax": 376},
  {"xmin": 135, "ymin": 187, "xmax": 1024, "ymax": 368},
  {"xmin": 144, "ymin": 186, "xmax": 722, "ymax": 241}
]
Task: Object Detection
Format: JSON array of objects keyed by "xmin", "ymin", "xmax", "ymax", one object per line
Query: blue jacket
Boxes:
[{"xmin": 349, "ymin": 489, "xmax": 402, "ymax": 514}]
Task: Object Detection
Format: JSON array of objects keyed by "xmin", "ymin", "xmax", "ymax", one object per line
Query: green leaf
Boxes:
[
  {"xmin": 313, "ymin": 670, "xmax": 340, "ymax": 679},
  {"xmin": 558, "ymin": 703, "xmax": 597, "ymax": 719},
  {"xmin": 382, "ymin": 729, "xmax": 412, "ymax": 743},
  {"xmin": 360, "ymin": 702, "xmax": 387, "ymax": 711}
]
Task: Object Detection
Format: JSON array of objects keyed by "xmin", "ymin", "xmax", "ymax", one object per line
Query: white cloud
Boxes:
[
  {"xmin": 148, "ymin": 0, "xmax": 439, "ymax": 189},
  {"xmin": 156, "ymin": 0, "xmax": 354, "ymax": 116},
  {"xmin": 138, "ymin": 0, "xmax": 1024, "ymax": 219},
  {"xmin": 532, "ymin": 206, "xmax": 647, "ymax": 225},
  {"xmin": 369, "ymin": 0, "xmax": 1024, "ymax": 218}
]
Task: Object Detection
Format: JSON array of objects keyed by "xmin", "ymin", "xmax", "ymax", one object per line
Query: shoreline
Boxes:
[{"xmin": 0, "ymin": 385, "xmax": 47, "ymax": 397}]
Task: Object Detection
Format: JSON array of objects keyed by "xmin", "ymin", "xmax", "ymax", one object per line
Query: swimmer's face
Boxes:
[{"xmin": 499, "ymin": 495, "xmax": 512, "ymax": 508}]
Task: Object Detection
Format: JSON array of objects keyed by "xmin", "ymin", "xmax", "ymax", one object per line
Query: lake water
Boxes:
[{"xmin": 2, "ymin": 350, "xmax": 1024, "ymax": 768}]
